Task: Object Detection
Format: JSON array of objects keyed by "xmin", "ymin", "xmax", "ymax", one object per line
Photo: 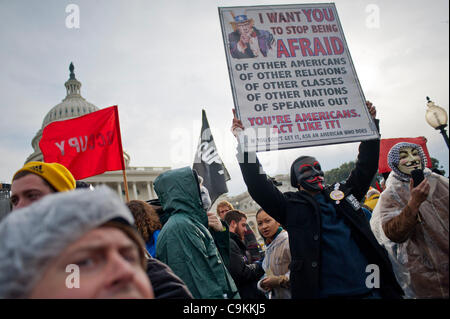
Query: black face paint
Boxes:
[{"xmin": 294, "ymin": 157, "xmax": 325, "ymax": 192}]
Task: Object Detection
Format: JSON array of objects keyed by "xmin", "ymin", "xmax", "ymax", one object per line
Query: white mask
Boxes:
[
  {"xmin": 200, "ymin": 185, "xmax": 212, "ymax": 211},
  {"xmin": 398, "ymin": 147, "xmax": 422, "ymax": 175}
]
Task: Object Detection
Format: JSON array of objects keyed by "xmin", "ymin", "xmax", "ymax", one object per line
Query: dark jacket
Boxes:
[
  {"xmin": 229, "ymin": 232, "xmax": 266, "ymax": 299},
  {"xmin": 238, "ymin": 121, "xmax": 404, "ymax": 299},
  {"xmin": 146, "ymin": 257, "xmax": 193, "ymax": 299}
]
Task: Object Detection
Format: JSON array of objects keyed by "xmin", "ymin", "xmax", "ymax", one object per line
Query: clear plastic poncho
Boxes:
[{"xmin": 370, "ymin": 169, "xmax": 449, "ymax": 298}]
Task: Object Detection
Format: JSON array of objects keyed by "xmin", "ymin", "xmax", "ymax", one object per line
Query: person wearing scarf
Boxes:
[
  {"xmin": 256, "ymin": 208, "xmax": 291, "ymax": 299},
  {"xmin": 370, "ymin": 142, "xmax": 449, "ymax": 298}
]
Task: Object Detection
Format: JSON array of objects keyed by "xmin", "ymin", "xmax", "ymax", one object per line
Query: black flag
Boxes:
[{"xmin": 193, "ymin": 109, "xmax": 230, "ymax": 204}]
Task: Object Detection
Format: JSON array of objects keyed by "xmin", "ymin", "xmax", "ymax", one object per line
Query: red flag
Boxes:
[
  {"xmin": 379, "ymin": 137, "xmax": 432, "ymax": 174},
  {"xmin": 39, "ymin": 105, "xmax": 125, "ymax": 180}
]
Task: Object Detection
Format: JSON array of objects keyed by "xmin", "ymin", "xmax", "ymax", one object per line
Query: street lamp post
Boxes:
[{"xmin": 425, "ymin": 97, "xmax": 449, "ymax": 149}]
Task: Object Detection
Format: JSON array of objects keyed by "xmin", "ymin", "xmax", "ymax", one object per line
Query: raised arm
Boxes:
[
  {"xmin": 345, "ymin": 101, "xmax": 381, "ymax": 201},
  {"xmin": 382, "ymin": 178, "xmax": 430, "ymax": 243},
  {"xmin": 232, "ymin": 110, "xmax": 288, "ymax": 225}
]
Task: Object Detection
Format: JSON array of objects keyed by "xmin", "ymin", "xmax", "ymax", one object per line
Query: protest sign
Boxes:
[{"xmin": 219, "ymin": 4, "xmax": 379, "ymax": 152}]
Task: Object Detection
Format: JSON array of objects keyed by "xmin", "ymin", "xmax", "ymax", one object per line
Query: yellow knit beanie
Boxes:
[{"xmin": 13, "ymin": 162, "xmax": 76, "ymax": 192}]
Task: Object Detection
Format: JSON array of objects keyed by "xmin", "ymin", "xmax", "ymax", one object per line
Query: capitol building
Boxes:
[
  {"xmin": 25, "ymin": 63, "xmax": 169, "ymax": 202},
  {"xmin": 21, "ymin": 63, "xmax": 291, "ymax": 242}
]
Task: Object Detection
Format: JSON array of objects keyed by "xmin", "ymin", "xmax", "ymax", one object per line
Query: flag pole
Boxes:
[{"xmin": 113, "ymin": 105, "xmax": 130, "ymax": 202}]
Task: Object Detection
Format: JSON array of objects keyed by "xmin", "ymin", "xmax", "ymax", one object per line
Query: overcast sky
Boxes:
[{"xmin": 1, "ymin": 0, "xmax": 448, "ymax": 196}]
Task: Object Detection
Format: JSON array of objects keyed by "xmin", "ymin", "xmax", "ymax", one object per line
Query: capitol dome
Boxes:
[
  {"xmin": 26, "ymin": 63, "xmax": 130, "ymax": 166},
  {"xmin": 41, "ymin": 63, "xmax": 99, "ymax": 128}
]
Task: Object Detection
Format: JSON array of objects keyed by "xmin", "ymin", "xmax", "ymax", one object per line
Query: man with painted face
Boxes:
[
  {"xmin": 232, "ymin": 101, "xmax": 403, "ymax": 299},
  {"xmin": 370, "ymin": 142, "xmax": 448, "ymax": 298}
]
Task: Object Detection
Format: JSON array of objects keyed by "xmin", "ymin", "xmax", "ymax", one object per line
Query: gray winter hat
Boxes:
[{"xmin": 0, "ymin": 185, "xmax": 136, "ymax": 299}]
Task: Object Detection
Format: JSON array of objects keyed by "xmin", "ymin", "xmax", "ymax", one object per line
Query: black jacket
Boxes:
[
  {"xmin": 229, "ymin": 232, "xmax": 266, "ymax": 299},
  {"xmin": 146, "ymin": 257, "xmax": 193, "ymax": 299},
  {"xmin": 238, "ymin": 121, "xmax": 404, "ymax": 299}
]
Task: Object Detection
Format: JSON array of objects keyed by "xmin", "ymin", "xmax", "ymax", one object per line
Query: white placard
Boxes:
[{"xmin": 219, "ymin": 4, "xmax": 379, "ymax": 152}]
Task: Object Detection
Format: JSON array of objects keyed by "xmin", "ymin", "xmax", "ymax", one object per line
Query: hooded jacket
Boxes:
[{"xmin": 154, "ymin": 167, "xmax": 239, "ymax": 299}]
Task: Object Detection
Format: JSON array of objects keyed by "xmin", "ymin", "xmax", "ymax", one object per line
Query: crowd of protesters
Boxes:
[{"xmin": 0, "ymin": 101, "xmax": 448, "ymax": 299}]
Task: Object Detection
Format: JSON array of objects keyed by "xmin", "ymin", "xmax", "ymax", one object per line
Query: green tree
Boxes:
[
  {"xmin": 324, "ymin": 161, "xmax": 356, "ymax": 185},
  {"xmin": 324, "ymin": 156, "xmax": 447, "ymax": 191},
  {"xmin": 324, "ymin": 161, "xmax": 383, "ymax": 202},
  {"xmin": 430, "ymin": 157, "xmax": 446, "ymax": 176}
]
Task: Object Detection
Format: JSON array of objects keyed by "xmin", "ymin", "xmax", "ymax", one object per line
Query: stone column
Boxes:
[
  {"xmin": 147, "ymin": 182, "xmax": 152, "ymax": 200},
  {"xmin": 133, "ymin": 182, "xmax": 138, "ymax": 200},
  {"xmin": 150, "ymin": 181, "xmax": 156, "ymax": 198},
  {"xmin": 117, "ymin": 183, "xmax": 123, "ymax": 202}
]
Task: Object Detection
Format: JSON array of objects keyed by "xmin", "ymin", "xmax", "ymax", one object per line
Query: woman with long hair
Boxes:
[
  {"xmin": 126, "ymin": 200, "xmax": 162, "ymax": 258},
  {"xmin": 256, "ymin": 208, "xmax": 291, "ymax": 299}
]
